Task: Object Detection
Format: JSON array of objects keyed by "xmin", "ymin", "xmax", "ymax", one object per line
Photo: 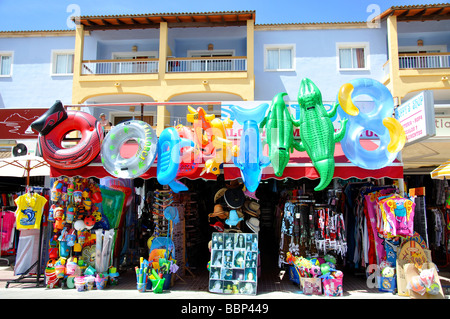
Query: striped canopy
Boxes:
[{"xmin": 431, "ymin": 159, "xmax": 450, "ymax": 179}]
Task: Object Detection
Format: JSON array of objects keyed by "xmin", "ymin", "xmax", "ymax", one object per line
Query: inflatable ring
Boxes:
[
  {"xmin": 337, "ymin": 78, "xmax": 406, "ymax": 170},
  {"xmin": 38, "ymin": 110, "xmax": 103, "ymax": 170},
  {"xmin": 101, "ymin": 120, "xmax": 157, "ymax": 178}
]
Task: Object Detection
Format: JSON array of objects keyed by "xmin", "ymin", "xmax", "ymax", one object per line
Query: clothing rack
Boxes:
[{"xmin": 6, "ymin": 187, "xmax": 49, "ymax": 288}]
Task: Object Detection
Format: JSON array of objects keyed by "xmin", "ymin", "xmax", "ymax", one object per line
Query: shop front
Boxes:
[{"xmin": 7, "ymin": 78, "xmax": 447, "ymax": 299}]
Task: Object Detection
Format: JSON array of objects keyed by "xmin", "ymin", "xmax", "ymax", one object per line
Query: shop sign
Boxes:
[
  {"xmin": 0, "ymin": 109, "xmax": 47, "ymax": 139},
  {"xmin": 222, "ymin": 101, "xmax": 376, "ymax": 140},
  {"xmin": 395, "ymin": 90, "xmax": 436, "ymax": 145},
  {"xmin": 435, "ymin": 116, "xmax": 450, "ymax": 138}
]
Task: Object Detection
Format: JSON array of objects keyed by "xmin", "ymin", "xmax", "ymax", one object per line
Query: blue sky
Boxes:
[{"xmin": 0, "ymin": 0, "xmax": 438, "ymax": 31}]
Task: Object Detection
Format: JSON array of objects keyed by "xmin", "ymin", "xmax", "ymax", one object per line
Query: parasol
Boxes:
[
  {"xmin": 430, "ymin": 159, "xmax": 450, "ymax": 180},
  {"xmin": 0, "ymin": 155, "xmax": 50, "ymax": 186}
]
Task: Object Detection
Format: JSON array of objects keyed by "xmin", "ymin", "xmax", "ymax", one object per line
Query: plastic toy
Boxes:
[
  {"xmin": 156, "ymin": 127, "xmax": 194, "ymax": 193},
  {"xmin": 101, "ymin": 120, "xmax": 158, "ymax": 178},
  {"xmin": 230, "ymin": 103, "xmax": 270, "ymax": 192},
  {"xmin": 337, "ymin": 78, "xmax": 406, "ymax": 169},
  {"xmin": 32, "ymin": 105, "xmax": 103, "ymax": 170},
  {"xmin": 296, "ymin": 78, "xmax": 347, "ymax": 191},
  {"xmin": 260, "ymin": 92, "xmax": 301, "ymax": 177},
  {"xmin": 175, "ymin": 124, "xmax": 200, "ymax": 177},
  {"xmin": 53, "ymin": 207, "xmax": 65, "ymax": 231}
]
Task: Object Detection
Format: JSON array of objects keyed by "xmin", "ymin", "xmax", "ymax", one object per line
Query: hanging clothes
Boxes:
[
  {"xmin": 14, "ymin": 191, "xmax": 48, "ymax": 230},
  {"xmin": 1, "ymin": 210, "xmax": 15, "ymax": 251}
]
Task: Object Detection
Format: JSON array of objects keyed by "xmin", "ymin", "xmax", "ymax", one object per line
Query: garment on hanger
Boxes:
[
  {"xmin": 1, "ymin": 210, "xmax": 15, "ymax": 251},
  {"xmin": 14, "ymin": 191, "xmax": 47, "ymax": 230}
]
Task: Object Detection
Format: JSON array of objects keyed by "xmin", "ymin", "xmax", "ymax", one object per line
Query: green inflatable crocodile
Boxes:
[
  {"xmin": 260, "ymin": 92, "xmax": 301, "ymax": 177},
  {"xmin": 296, "ymin": 78, "xmax": 347, "ymax": 191}
]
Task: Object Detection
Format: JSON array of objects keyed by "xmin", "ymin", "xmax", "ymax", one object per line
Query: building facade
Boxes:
[{"xmin": 0, "ymin": 5, "xmax": 449, "ymax": 174}]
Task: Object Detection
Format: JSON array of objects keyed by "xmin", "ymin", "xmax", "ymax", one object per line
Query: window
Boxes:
[
  {"xmin": 337, "ymin": 44, "xmax": 368, "ymax": 70},
  {"xmin": 52, "ymin": 51, "xmax": 74, "ymax": 75},
  {"xmin": 0, "ymin": 53, "xmax": 13, "ymax": 76},
  {"xmin": 264, "ymin": 45, "xmax": 294, "ymax": 71}
]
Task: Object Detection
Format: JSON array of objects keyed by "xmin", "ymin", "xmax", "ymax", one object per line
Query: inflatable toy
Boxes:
[
  {"xmin": 296, "ymin": 78, "xmax": 347, "ymax": 191},
  {"xmin": 32, "ymin": 104, "xmax": 103, "ymax": 170},
  {"xmin": 230, "ymin": 103, "xmax": 270, "ymax": 193},
  {"xmin": 260, "ymin": 92, "xmax": 301, "ymax": 177},
  {"xmin": 157, "ymin": 127, "xmax": 194, "ymax": 193},
  {"xmin": 186, "ymin": 106, "xmax": 233, "ymax": 176},
  {"xmin": 101, "ymin": 120, "xmax": 157, "ymax": 178},
  {"xmin": 31, "ymin": 100, "xmax": 68, "ymax": 136},
  {"xmin": 337, "ymin": 78, "xmax": 406, "ymax": 170},
  {"xmin": 175, "ymin": 124, "xmax": 200, "ymax": 177}
]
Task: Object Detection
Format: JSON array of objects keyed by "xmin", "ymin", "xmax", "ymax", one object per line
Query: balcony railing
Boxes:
[
  {"xmin": 166, "ymin": 57, "xmax": 247, "ymax": 73},
  {"xmin": 399, "ymin": 53, "xmax": 450, "ymax": 69},
  {"xmin": 82, "ymin": 59, "xmax": 159, "ymax": 75}
]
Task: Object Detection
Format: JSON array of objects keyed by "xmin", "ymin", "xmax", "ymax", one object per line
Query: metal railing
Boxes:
[
  {"xmin": 166, "ymin": 57, "xmax": 247, "ymax": 73},
  {"xmin": 82, "ymin": 59, "xmax": 159, "ymax": 75},
  {"xmin": 399, "ymin": 53, "xmax": 450, "ymax": 69}
]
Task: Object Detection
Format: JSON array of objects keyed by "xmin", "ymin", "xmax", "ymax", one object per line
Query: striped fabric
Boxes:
[{"xmin": 431, "ymin": 159, "xmax": 450, "ymax": 179}]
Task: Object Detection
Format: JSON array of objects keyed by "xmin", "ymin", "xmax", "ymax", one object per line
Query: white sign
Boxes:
[
  {"xmin": 435, "ymin": 116, "xmax": 450, "ymax": 138},
  {"xmin": 395, "ymin": 90, "xmax": 435, "ymax": 145}
]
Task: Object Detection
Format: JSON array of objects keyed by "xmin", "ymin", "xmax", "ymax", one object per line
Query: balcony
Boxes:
[
  {"xmin": 81, "ymin": 56, "xmax": 247, "ymax": 75},
  {"xmin": 399, "ymin": 53, "xmax": 450, "ymax": 69},
  {"xmin": 166, "ymin": 57, "xmax": 247, "ymax": 73},
  {"xmin": 82, "ymin": 59, "xmax": 159, "ymax": 75}
]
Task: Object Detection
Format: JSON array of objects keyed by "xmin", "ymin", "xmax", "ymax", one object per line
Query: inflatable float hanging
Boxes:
[
  {"xmin": 260, "ymin": 92, "xmax": 301, "ymax": 177},
  {"xmin": 296, "ymin": 78, "xmax": 347, "ymax": 192},
  {"xmin": 101, "ymin": 120, "xmax": 158, "ymax": 178},
  {"xmin": 186, "ymin": 106, "xmax": 234, "ymax": 176},
  {"xmin": 156, "ymin": 127, "xmax": 194, "ymax": 193},
  {"xmin": 337, "ymin": 78, "xmax": 406, "ymax": 170},
  {"xmin": 31, "ymin": 101, "xmax": 103, "ymax": 170},
  {"xmin": 230, "ymin": 102, "xmax": 270, "ymax": 193}
]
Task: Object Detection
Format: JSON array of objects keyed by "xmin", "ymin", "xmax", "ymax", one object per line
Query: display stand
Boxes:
[{"xmin": 6, "ymin": 217, "xmax": 45, "ymax": 288}]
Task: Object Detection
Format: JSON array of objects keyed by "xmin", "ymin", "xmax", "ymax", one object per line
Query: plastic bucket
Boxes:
[
  {"xmin": 150, "ymin": 278, "xmax": 165, "ymax": 294},
  {"xmin": 66, "ymin": 276, "xmax": 75, "ymax": 289},
  {"xmin": 163, "ymin": 274, "xmax": 172, "ymax": 290},
  {"xmin": 74, "ymin": 276, "xmax": 86, "ymax": 292},
  {"xmin": 95, "ymin": 277, "xmax": 108, "ymax": 290},
  {"xmin": 85, "ymin": 276, "xmax": 95, "ymax": 291},
  {"xmin": 109, "ymin": 272, "xmax": 119, "ymax": 286},
  {"xmin": 137, "ymin": 282, "xmax": 147, "ymax": 292}
]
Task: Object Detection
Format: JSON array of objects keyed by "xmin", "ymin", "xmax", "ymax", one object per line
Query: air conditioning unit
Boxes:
[{"xmin": 12, "ymin": 143, "xmax": 28, "ymax": 157}]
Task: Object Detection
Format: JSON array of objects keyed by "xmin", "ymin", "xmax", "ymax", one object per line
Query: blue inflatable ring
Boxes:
[{"xmin": 101, "ymin": 120, "xmax": 158, "ymax": 178}]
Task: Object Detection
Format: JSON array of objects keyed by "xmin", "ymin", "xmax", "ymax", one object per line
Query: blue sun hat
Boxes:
[{"xmin": 225, "ymin": 209, "xmax": 243, "ymax": 226}]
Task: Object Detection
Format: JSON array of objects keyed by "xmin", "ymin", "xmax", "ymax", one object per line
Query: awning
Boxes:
[
  {"xmin": 430, "ymin": 159, "xmax": 450, "ymax": 179},
  {"xmin": 50, "ymin": 140, "xmax": 403, "ymax": 181},
  {"xmin": 224, "ymin": 140, "xmax": 403, "ymax": 181}
]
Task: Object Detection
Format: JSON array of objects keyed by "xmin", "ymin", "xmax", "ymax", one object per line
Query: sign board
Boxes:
[
  {"xmin": 435, "ymin": 116, "xmax": 450, "ymax": 138},
  {"xmin": 395, "ymin": 91, "xmax": 435, "ymax": 145},
  {"xmin": 209, "ymin": 232, "xmax": 258, "ymax": 295},
  {"xmin": 222, "ymin": 101, "xmax": 368, "ymax": 140},
  {"xmin": 0, "ymin": 109, "xmax": 47, "ymax": 139}
]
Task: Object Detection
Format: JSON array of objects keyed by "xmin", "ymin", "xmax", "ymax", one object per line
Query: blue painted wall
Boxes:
[
  {"xmin": 254, "ymin": 26, "xmax": 387, "ymax": 103},
  {"xmin": 0, "ymin": 35, "xmax": 75, "ymax": 108}
]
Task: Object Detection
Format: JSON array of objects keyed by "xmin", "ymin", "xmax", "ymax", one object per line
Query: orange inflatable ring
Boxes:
[{"xmin": 39, "ymin": 111, "xmax": 103, "ymax": 170}]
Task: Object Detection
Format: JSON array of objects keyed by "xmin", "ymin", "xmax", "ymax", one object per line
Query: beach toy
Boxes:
[
  {"xmin": 109, "ymin": 267, "xmax": 119, "ymax": 286},
  {"xmin": 85, "ymin": 275, "xmax": 95, "ymax": 290},
  {"xmin": 95, "ymin": 274, "xmax": 108, "ymax": 290},
  {"xmin": 101, "ymin": 120, "xmax": 157, "ymax": 178},
  {"xmin": 230, "ymin": 102, "xmax": 270, "ymax": 192},
  {"xmin": 260, "ymin": 92, "xmax": 301, "ymax": 177},
  {"xmin": 296, "ymin": 78, "xmax": 347, "ymax": 191},
  {"xmin": 33, "ymin": 105, "xmax": 103, "ymax": 170},
  {"xmin": 157, "ymin": 127, "xmax": 194, "ymax": 193},
  {"xmin": 150, "ymin": 277, "xmax": 165, "ymax": 294},
  {"xmin": 74, "ymin": 276, "xmax": 86, "ymax": 292},
  {"xmin": 337, "ymin": 78, "xmax": 405, "ymax": 169},
  {"xmin": 66, "ymin": 275, "xmax": 75, "ymax": 289}
]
